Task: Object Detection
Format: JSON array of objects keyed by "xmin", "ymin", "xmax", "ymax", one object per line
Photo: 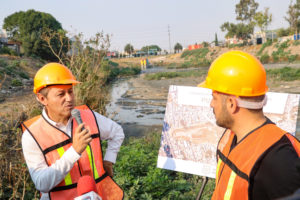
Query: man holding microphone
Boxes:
[{"xmin": 21, "ymin": 63, "xmax": 124, "ymax": 199}]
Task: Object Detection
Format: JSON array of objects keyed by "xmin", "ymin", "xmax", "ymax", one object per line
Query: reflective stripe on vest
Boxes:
[
  {"xmin": 215, "ymin": 159, "xmax": 222, "ymax": 185},
  {"xmin": 57, "ymin": 147, "xmax": 72, "ymax": 185},
  {"xmin": 224, "ymin": 171, "xmax": 237, "ymax": 200},
  {"xmin": 86, "ymin": 145, "xmax": 100, "ymax": 179},
  {"xmin": 22, "ymin": 105, "xmax": 124, "ymax": 200},
  {"xmin": 212, "ymin": 122, "xmax": 300, "ymax": 200}
]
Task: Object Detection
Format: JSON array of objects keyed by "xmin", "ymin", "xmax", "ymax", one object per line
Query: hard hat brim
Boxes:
[{"xmin": 197, "ymin": 81, "xmax": 208, "ymax": 88}]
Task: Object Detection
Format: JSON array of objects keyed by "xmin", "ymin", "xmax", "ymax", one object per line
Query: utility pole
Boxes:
[{"xmin": 168, "ymin": 25, "xmax": 172, "ymax": 54}]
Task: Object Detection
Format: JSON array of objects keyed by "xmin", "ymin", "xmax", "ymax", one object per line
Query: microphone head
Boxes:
[
  {"xmin": 77, "ymin": 176, "xmax": 97, "ymax": 196},
  {"xmin": 71, "ymin": 109, "xmax": 80, "ymax": 118}
]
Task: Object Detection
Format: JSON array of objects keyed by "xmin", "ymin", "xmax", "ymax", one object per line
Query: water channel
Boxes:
[{"xmin": 106, "ymin": 63, "xmax": 300, "ymax": 138}]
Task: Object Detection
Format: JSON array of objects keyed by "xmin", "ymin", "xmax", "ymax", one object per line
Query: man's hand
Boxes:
[
  {"xmin": 73, "ymin": 123, "xmax": 92, "ymax": 155},
  {"xmin": 103, "ymin": 161, "xmax": 114, "ymax": 177}
]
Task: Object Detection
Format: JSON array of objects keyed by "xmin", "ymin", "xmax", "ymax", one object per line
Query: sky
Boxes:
[{"xmin": 0, "ymin": 0, "xmax": 291, "ymax": 52}]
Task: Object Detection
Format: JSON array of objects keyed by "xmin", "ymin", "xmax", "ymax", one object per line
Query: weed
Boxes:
[
  {"xmin": 11, "ymin": 79, "xmax": 23, "ymax": 86},
  {"xmin": 267, "ymin": 67, "xmax": 300, "ymax": 81}
]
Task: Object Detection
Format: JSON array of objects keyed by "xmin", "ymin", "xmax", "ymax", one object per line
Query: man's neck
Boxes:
[
  {"xmin": 45, "ymin": 108, "xmax": 70, "ymax": 125},
  {"xmin": 231, "ymin": 112, "xmax": 266, "ymax": 143}
]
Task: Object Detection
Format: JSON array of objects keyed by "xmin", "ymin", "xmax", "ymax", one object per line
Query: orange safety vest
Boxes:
[
  {"xmin": 212, "ymin": 122, "xmax": 300, "ymax": 200},
  {"xmin": 21, "ymin": 105, "xmax": 124, "ymax": 200}
]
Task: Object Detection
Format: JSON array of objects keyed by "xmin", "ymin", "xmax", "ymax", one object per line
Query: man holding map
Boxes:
[{"xmin": 198, "ymin": 50, "xmax": 300, "ymax": 199}]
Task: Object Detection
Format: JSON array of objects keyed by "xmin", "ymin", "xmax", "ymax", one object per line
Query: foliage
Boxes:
[
  {"xmin": 141, "ymin": 45, "xmax": 161, "ymax": 53},
  {"xmin": 124, "ymin": 44, "xmax": 134, "ymax": 55},
  {"xmin": 11, "ymin": 79, "xmax": 23, "ymax": 86},
  {"xmin": 181, "ymin": 47, "xmax": 209, "ymax": 58},
  {"xmin": 0, "ymin": 106, "xmax": 41, "ymax": 199},
  {"xmin": 293, "ymin": 40, "xmax": 300, "ymax": 46},
  {"xmin": 144, "ymin": 70, "xmax": 207, "ymax": 80},
  {"xmin": 271, "ymin": 40, "xmax": 291, "ymax": 62},
  {"xmin": 267, "ymin": 67, "xmax": 300, "ymax": 81},
  {"xmin": 174, "ymin": 43, "xmax": 183, "ymax": 53},
  {"xmin": 3, "ymin": 9, "xmax": 68, "ymax": 61},
  {"xmin": 285, "ymin": 0, "xmax": 300, "ymax": 33},
  {"xmin": 235, "ymin": 0, "xmax": 259, "ymax": 23},
  {"xmin": 0, "ymin": 46, "xmax": 17, "ymax": 56},
  {"xmin": 114, "ymin": 132, "xmax": 214, "ymax": 199},
  {"xmin": 277, "ymin": 28, "xmax": 293, "ymax": 37},
  {"xmin": 256, "ymin": 39, "xmax": 272, "ymax": 56},
  {"xmin": 288, "ymin": 54, "xmax": 298, "ymax": 63},
  {"xmin": 254, "ymin": 7, "xmax": 272, "ymax": 33},
  {"xmin": 215, "ymin": 33, "xmax": 219, "ymax": 46},
  {"xmin": 221, "ymin": 22, "xmax": 254, "ymax": 41},
  {"xmin": 259, "ymin": 53, "xmax": 270, "ymax": 63}
]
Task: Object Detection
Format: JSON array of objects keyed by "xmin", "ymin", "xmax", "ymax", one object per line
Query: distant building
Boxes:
[
  {"xmin": 106, "ymin": 51, "xmax": 119, "ymax": 58},
  {"xmin": 225, "ymin": 36, "xmax": 244, "ymax": 45},
  {"xmin": 0, "ymin": 29, "xmax": 21, "ymax": 55},
  {"xmin": 0, "ymin": 29, "xmax": 8, "ymax": 48},
  {"xmin": 253, "ymin": 31, "xmax": 277, "ymax": 44}
]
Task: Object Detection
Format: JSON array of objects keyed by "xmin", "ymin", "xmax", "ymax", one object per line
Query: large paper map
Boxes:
[{"xmin": 157, "ymin": 85, "xmax": 300, "ymax": 178}]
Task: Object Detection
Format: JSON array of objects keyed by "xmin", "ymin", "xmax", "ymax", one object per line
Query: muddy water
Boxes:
[{"xmin": 106, "ymin": 67, "xmax": 172, "ymax": 137}]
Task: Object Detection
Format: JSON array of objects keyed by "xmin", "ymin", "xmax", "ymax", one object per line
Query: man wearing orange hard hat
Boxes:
[
  {"xmin": 21, "ymin": 63, "xmax": 124, "ymax": 200},
  {"xmin": 198, "ymin": 51, "xmax": 300, "ymax": 199}
]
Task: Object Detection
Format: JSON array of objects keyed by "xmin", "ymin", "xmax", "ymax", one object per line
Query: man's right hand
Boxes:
[{"xmin": 73, "ymin": 123, "xmax": 92, "ymax": 155}]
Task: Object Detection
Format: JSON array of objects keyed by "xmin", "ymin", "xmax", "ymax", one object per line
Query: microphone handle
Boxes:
[{"xmin": 74, "ymin": 115, "xmax": 86, "ymax": 131}]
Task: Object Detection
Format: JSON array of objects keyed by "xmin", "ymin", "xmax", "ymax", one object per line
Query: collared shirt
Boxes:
[{"xmin": 22, "ymin": 109, "xmax": 124, "ymax": 199}]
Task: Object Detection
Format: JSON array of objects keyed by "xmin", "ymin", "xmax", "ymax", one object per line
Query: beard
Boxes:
[{"xmin": 214, "ymin": 105, "xmax": 234, "ymax": 129}]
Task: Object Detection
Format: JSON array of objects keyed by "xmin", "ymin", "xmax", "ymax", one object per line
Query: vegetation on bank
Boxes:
[
  {"xmin": 266, "ymin": 67, "xmax": 300, "ymax": 81},
  {"xmin": 144, "ymin": 70, "xmax": 207, "ymax": 80},
  {"xmin": 112, "ymin": 132, "xmax": 214, "ymax": 200}
]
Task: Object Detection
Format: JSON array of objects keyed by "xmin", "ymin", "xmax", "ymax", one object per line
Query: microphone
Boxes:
[
  {"xmin": 75, "ymin": 176, "xmax": 102, "ymax": 200},
  {"xmin": 71, "ymin": 109, "xmax": 85, "ymax": 131}
]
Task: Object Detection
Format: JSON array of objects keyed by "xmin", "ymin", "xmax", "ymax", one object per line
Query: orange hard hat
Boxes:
[
  {"xmin": 33, "ymin": 63, "xmax": 80, "ymax": 94},
  {"xmin": 198, "ymin": 51, "xmax": 268, "ymax": 96}
]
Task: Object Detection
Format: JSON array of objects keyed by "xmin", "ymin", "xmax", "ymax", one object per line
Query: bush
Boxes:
[
  {"xmin": 288, "ymin": 55, "xmax": 298, "ymax": 63},
  {"xmin": 11, "ymin": 79, "xmax": 23, "ymax": 86},
  {"xmin": 256, "ymin": 40, "xmax": 272, "ymax": 56},
  {"xmin": 114, "ymin": 132, "xmax": 214, "ymax": 199},
  {"xmin": 260, "ymin": 54, "xmax": 270, "ymax": 63},
  {"xmin": 0, "ymin": 46, "xmax": 17, "ymax": 56},
  {"xmin": 267, "ymin": 67, "xmax": 300, "ymax": 81},
  {"xmin": 18, "ymin": 71, "xmax": 29, "ymax": 79},
  {"xmin": 0, "ymin": 59, "xmax": 7, "ymax": 67}
]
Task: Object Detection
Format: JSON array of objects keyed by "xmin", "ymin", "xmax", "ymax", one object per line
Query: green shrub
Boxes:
[
  {"xmin": 260, "ymin": 54, "xmax": 270, "ymax": 63},
  {"xmin": 144, "ymin": 70, "xmax": 207, "ymax": 80},
  {"xmin": 0, "ymin": 59, "xmax": 7, "ymax": 67},
  {"xmin": 18, "ymin": 71, "xmax": 30, "ymax": 79},
  {"xmin": 288, "ymin": 55, "xmax": 298, "ymax": 63},
  {"xmin": 0, "ymin": 46, "xmax": 17, "ymax": 55},
  {"xmin": 114, "ymin": 132, "xmax": 214, "ymax": 199},
  {"xmin": 11, "ymin": 79, "xmax": 23, "ymax": 86},
  {"xmin": 256, "ymin": 40, "xmax": 272, "ymax": 56},
  {"xmin": 267, "ymin": 67, "xmax": 300, "ymax": 81},
  {"xmin": 293, "ymin": 40, "xmax": 300, "ymax": 46}
]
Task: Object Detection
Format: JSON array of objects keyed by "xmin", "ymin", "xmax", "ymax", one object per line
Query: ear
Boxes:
[
  {"xmin": 226, "ymin": 96, "xmax": 239, "ymax": 114},
  {"xmin": 36, "ymin": 93, "xmax": 48, "ymax": 106}
]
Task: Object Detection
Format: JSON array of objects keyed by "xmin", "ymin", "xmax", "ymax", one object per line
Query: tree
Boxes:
[
  {"xmin": 141, "ymin": 45, "xmax": 161, "ymax": 54},
  {"xmin": 235, "ymin": 0, "xmax": 259, "ymax": 23},
  {"xmin": 124, "ymin": 43, "xmax": 134, "ymax": 55},
  {"xmin": 221, "ymin": 22, "xmax": 253, "ymax": 41},
  {"xmin": 3, "ymin": 9, "xmax": 67, "ymax": 60},
  {"xmin": 285, "ymin": 0, "xmax": 300, "ymax": 33},
  {"xmin": 174, "ymin": 43, "xmax": 183, "ymax": 53},
  {"xmin": 215, "ymin": 33, "xmax": 219, "ymax": 46},
  {"xmin": 254, "ymin": 7, "xmax": 272, "ymax": 33},
  {"xmin": 221, "ymin": 0, "xmax": 258, "ymax": 44}
]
